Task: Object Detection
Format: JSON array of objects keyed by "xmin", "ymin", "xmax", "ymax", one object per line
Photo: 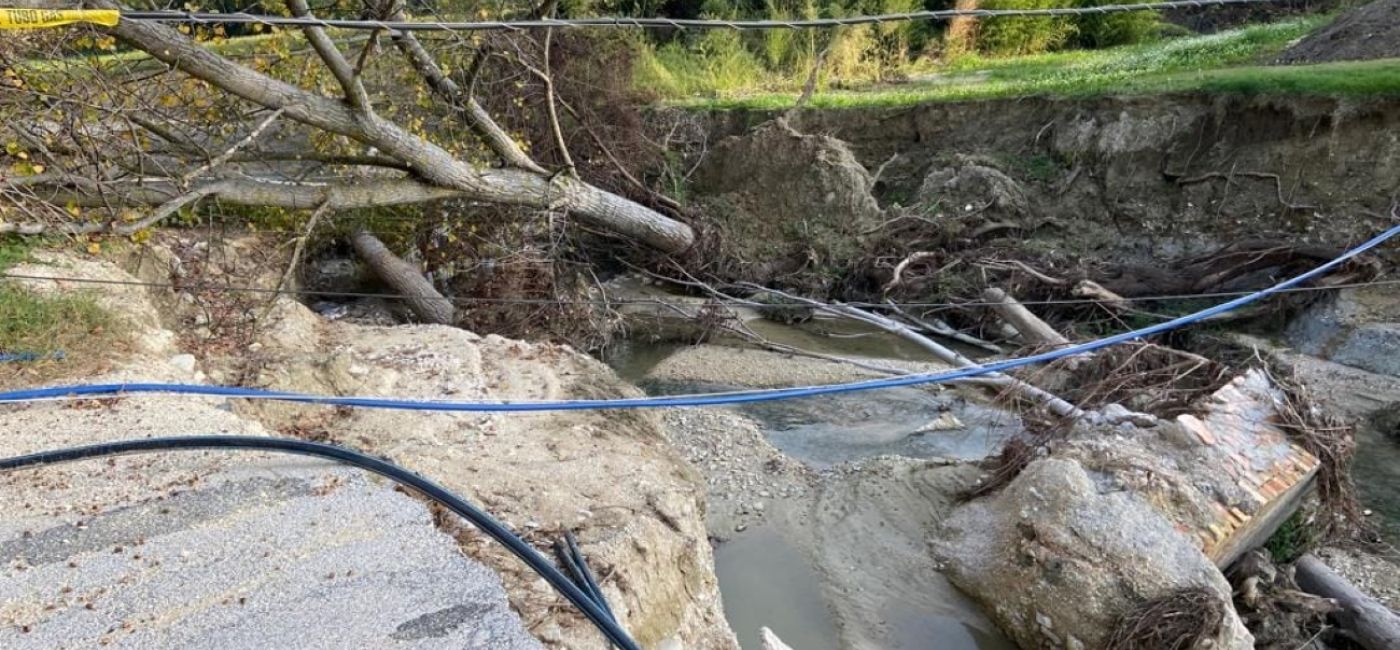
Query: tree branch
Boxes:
[
  {"xmin": 86, "ymin": 0, "xmax": 693, "ymax": 252},
  {"xmin": 180, "ymin": 108, "xmax": 284, "ymax": 185},
  {"xmin": 286, "ymin": 0, "xmax": 373, "ymax": 112}
]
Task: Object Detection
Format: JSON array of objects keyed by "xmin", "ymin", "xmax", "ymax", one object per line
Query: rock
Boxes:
[
  {"xmin": 934, "ymin": 458, "xmax": 1254, "ymax": 650},
  {"xmin": 914, "ymin": 412, "xmax": 964, "ymax": 433},
  {"xmin": 692, "ymin": 119, "xmax": 884, "ymax": 283},
  {"xmin": 1056, "ymin": 371, "xmax": 1320, "ymax": 568},
  {"xmin": 2, "ymin": 251, "xmax": 739, "ymax": 650},
  {"xmin": 237, "ymin": 310, "xmax": 737, "ymax": 650},
  {"xmin": 305, "ymin": 256, "xmax": 365, "ymax": 295},
  {"xmin": 169, "ymin": 354, "xmax": 198, "ymax": 375},
  {"xmin": 1286, "ymin": 286, "xmax": 1400, "ymax": 378},
  {"xmin": 760, "ymin": 627, "xmax": 795, "ymax": 650},
  {"xmin": 916, "ymin": 157, "xmax": 1030, "ymax": 223}
]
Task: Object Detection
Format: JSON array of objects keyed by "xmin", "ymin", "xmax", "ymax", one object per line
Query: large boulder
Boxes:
[
  {"xmin": 235, "ymin": 302, "xmax": 735, "ymax": 649},
  {"xmin": 935, "ymin": 458, "xmax": 1255, "ymax": 650},
  {"xmin": 933, "ymin": 371, "xmax": 1325, "ymax": 649},
  {"xmin": 693, "ymin": 119, "xmax": 884, "ymax": 283}
]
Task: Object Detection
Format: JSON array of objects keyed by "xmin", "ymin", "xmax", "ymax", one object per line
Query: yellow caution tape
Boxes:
[{"xmin": 0, "ymin": 8, "xmax": 120, "ymax": 30}]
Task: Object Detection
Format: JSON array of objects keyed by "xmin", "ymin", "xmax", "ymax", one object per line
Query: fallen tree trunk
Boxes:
[
  {"xmin": 1295, "ymin": 553, "xmax": 1400, "ymax": 650},
  {"xmin": 351, "ymin": 230, "xmax": 456, "ymax": 325},
  {"xmin": 983, "ymin": 287, "xmax": 1070, "ymax": 347}
]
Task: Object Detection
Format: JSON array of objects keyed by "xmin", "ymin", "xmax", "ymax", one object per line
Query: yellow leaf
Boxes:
[
  {"xmin": 87, "ymin": 242, "xmax": 101, "ymax": 255},
  {"xmin": 66, "ymin": 203, "xmax": 81, "ymax": 217}
]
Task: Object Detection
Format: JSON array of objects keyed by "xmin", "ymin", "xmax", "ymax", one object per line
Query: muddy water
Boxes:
[
  {"xmin": 715, "ymin": 526, "xmax": 1013, "ymax": 650},
  {"xmin": 737, "ymin": 387, "xmax": 1021, "ymax": 467},
  {"xmin": 604, "ymin": 321, "xmax": 1019, "ymax": 650},
  {"xmin": 605, "ymin": 319, "xmax": 1016, "ymax": 468},
  {"xmin": 713, "ymin": 527, "xmax": 842, "ymax": 650},
  {"xmin": 1354, "ymin": 426, "xmax": 1400, "ymax": 545}
]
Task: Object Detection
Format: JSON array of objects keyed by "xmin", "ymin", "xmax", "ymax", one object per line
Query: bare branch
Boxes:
[
  {"xmin": 180, "ymin": 108, "xmax": 285, "ymax": 185},
  {"xmin": 286, "ymin": 0, "xmax": 373, "ymax": 112},
  {"xmin": 387, "ymin": 8, "xmax": 545, "ymax": 173},
  {"xmin": 265, "ymin": 201, "xmax": 332, "ymax": 319},
  {"xmin": 539, "ymin": 28, "xmax": 577, "ymax": 176},
  {"xmin": 93, "ymin": 3, "xmax": 694, "ymax": 252}
]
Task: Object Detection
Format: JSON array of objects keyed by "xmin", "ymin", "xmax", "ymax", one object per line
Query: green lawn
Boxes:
[{"xmin": 664, "ymin": 16, "xmax": 1400, "ymax": 110}]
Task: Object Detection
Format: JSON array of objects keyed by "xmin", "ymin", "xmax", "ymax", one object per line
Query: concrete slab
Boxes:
[{"xmin": 0, "ymin": 463, "xmax": 542, "ymax": 650}]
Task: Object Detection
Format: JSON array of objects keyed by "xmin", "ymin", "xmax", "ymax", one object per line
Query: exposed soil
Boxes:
[{"xmin": 1278, "ymin": 0, "xmax": 1400, "ymax": 64}]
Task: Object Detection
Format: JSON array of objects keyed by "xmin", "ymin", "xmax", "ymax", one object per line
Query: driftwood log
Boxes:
[
  {"xmin": 983, "ymin": 287, "xmax": 1070, "ymax": 347},
  {"xmin": 1294, "ymin": 554, "xmax": 1400, "ymax": 650},
  {"xmin": 351, "ymin": 230, "xmax": 456, "ymax": 325}
]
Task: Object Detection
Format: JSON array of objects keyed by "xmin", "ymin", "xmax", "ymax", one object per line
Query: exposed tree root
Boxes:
[{"xmin": 1104, "ymin": 587, "xmax": 1227, "ymax": 650}]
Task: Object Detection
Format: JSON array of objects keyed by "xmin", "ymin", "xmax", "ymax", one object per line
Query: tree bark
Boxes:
[
  {"xmin": 983, "ymin": 287, "xmax": 1071, "ymax": 347},
  {"xmin": 1295, "ymin": 554, "xmax": 1400, "ymax": 650},
  {"xmin": 351, "ymin": 230, "xmax": 455, "ymax": 325}
]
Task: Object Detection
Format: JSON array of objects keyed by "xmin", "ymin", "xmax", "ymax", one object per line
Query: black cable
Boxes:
[
  {"xmin": 0, "ymin": 435, "xmax": 640, "ymax": 650},
  {"xmin": 567, "ymin": 531, "xmax": 616, "ymax": 623}
]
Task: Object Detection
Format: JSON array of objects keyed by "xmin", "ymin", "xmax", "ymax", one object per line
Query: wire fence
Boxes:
[
  {"xmin": 2, "ymin": 270, "xmax": 1394, "ymax": 311},
  {"xmin": 121, "ymin": 0, "xmax": 1288, "ymax": 33}
]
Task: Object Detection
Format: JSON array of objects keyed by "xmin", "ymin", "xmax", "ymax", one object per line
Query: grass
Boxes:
[
  {"xmin": 0, "ymin": 236, "xmax": 38, "ymax": 271},
  {"xmin": 661, "ymin": 15, "xmax": 1400, "ymax": 109},
  {"xmin": 0, "ymin": 237, "xmax": 122, "ymax": 385},
  {"xmin": 1263, "ymin": 510, "xmax": 1317, "ymax": 563},
  {"xmin": 0, "ymin": 285, "xmax": 112, "ymax": 357}
]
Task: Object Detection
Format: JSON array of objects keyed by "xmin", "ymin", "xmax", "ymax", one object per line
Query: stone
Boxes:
[
  {"xmin": 169, "ymin": 354, "xmax": 197, "ymax": 375},
  {"xmin": 1286, "ymin": 286, "xmax": 1400, "ymax": 378},
  {"xmin": 916, "ymin": 157, "xmax": 1031, "ymax": 224},
  {"xmin": 692, "ymin": 119, "xmax": 885, "ymax": 283},
  {"xmin": 934, "ymin": 459, "xmax": 1254, "ymax": 650}
]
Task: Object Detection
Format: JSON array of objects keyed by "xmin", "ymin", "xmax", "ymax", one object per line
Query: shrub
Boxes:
[
  {"xmin": 975, "ymin": 0, "xmax": 1078, "ymax": 56},
  {"xmin": 1075, "ymin": 0, "xmax": 1161, "ymax": 48}
]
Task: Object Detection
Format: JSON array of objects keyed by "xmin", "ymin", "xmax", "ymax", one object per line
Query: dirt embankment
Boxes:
[
  {"xmin": 689, "ymin": 94, "xmax": 1400, "ymax": 299},
  {"xmin": 1278, "ymin": 0, "xmax": 1400, "ymax": 64}
]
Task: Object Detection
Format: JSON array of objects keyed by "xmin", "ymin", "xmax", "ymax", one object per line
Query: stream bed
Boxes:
[{"xmin": 603, "ymin": 325, "xmax": 1019, "ymax": 650}]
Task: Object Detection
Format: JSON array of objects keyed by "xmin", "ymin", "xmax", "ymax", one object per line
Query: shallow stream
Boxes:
[{"xmin": 604, "ymin": 319, "xmax": 1018, "ymax": 650}]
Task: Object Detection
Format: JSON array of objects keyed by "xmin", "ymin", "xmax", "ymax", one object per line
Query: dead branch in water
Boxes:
[
  {"xmin": 982, "ymin": 287, "xmax": 1071, "ymax": 348},
  {"xmin": 738, "ymin": 283, "xmax": 1113, "ymax": 422},
  {"xmin": 884, "ymin": 301, "xmax": 1004, "ymax": 354}
]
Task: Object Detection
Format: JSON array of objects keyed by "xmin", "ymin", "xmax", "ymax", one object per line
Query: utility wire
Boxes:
[
  {"xmin": 119, "ymin": 0, "xmax": 1287, "ymax": 32},
  {"xmin": 0, "ymin": 435, "xmax": 639, "ymax": 650},
  {"xmin": 1, "ymin": 271, "xmax": 1394, "ymax": 311},
  {"xmin": 3, "ymin": 223, "xmax": 1397, "ymax": 410}
]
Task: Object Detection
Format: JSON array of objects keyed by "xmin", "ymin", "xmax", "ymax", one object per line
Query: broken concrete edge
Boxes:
[
  {"xmin": 0, "ymin": 247, "xmax": 739, "ymax": 650},
  {"xmin": 933, "ymin": 369, "xmax": 1337, "ymax": 650}
]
